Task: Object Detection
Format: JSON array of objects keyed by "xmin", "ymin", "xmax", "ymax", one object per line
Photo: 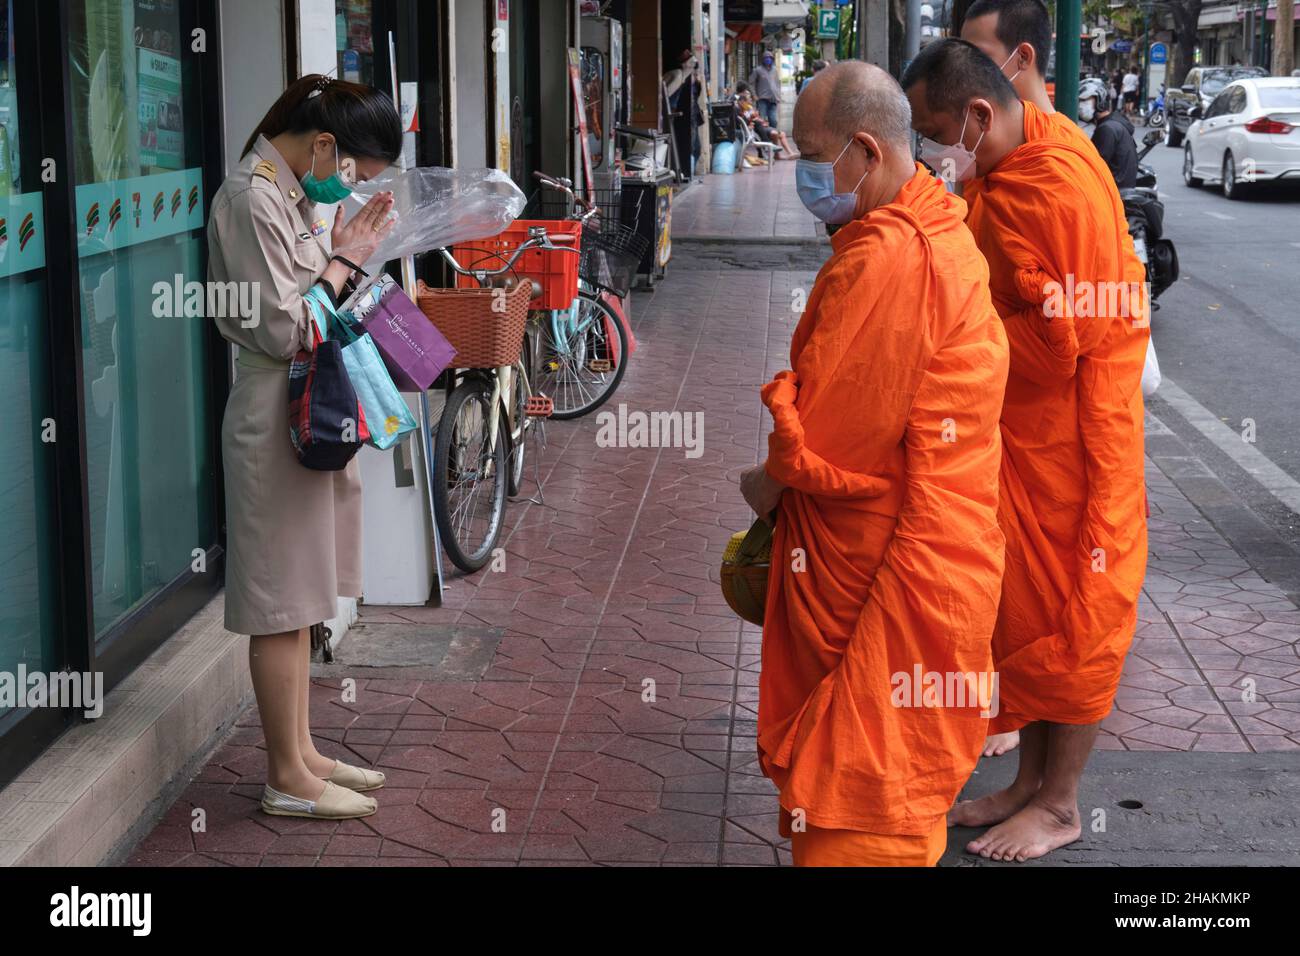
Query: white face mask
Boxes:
[
  {"xmin": 918, "ymin": 106, "xmax": 985, "ymax": 183},
  {"xmin": 1079, "ymin": 99, "xmax": 1096, "ymax": 122}
]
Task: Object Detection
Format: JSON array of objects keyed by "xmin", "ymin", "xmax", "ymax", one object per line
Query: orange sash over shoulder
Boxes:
[
  {"xmin": 756, "ymin": 169, "xmax": 1009, "ymax": 838},
  {"xmin": 964, "ymin": 101, "xmax": 1149, "ymax": 732}
]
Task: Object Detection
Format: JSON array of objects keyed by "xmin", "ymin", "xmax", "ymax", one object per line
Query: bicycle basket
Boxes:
[
  {"xmin": 526, "ymin": 191, "xmax": 649, "ymax": 297},
  {"xmin": 415, "ymin": 279, "xmax": 532, "ymax": 369},
  {"xmin": 581, "ymin": 219, "xmax": 649, "ymax": 297}
]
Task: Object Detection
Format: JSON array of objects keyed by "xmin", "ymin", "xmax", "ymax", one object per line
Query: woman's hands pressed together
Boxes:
[
  {"xmin": 318, "ymin": 191, "xmax": 395, "ymax": 301},
  {"xmin": 331, "ymin": 190, "xmax": 396, "ymax": 266}
]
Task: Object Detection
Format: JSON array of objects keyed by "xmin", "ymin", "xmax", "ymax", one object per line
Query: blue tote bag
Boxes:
[{"xmin": 305, "ymin": 287, "xmax": 417, "ymax": 450}]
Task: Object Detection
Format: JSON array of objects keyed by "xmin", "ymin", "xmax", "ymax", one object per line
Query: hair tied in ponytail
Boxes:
[{"xmin": 241, "ymin": 73, "xmax": 402, "ymax": 163}]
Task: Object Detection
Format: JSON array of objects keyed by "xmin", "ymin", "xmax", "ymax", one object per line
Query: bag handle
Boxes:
[
  {"xmin": 304, "ymin": 288, "xmax": 331, "ymax": 343},
  {"xmin": 305, "ymin": 285, "xmax": 363, "ymax": 345}
]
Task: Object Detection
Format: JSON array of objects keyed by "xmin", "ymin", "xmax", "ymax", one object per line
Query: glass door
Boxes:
[
  {"xmin": 67, "ymin": 0, "xmax": 217, "ymax": 641},
  {"xmin": 0, "ymin": 0, "xmax": 59, "ymax": 727}
]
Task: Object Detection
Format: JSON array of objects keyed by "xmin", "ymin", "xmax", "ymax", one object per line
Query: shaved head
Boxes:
[
  {"xmin": 901, "ymin": 38, "xmax": 1018, "ymax": 119},
  {"xmin": 965, "ymin": 0, "xmax": 1053, "ymax": 78},
  {"xmin": 795, "ymin": 60, "xmax": 913, "ymax": 154}
]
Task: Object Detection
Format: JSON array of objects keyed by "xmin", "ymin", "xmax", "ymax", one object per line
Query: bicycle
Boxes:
[
  {"xmin": 528, "ymin": 171, "xmax": 647, "ymax": 420},
  {"xmin": 423, "ymin": 225, "xmax": 575, "ymax": 572}
]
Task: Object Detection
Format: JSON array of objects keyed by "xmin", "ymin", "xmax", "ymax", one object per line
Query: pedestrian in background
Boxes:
[
  {"xmin": 1122, "ymin": 64, "xmax": 1140, "ymax": 117},
  {"xmin": 800, "ymin": 58, "xmax": 828, "ymax": 94},
  {"xmin": 748, "ymin": 51, "xmax": 782, "ymax": 128}
]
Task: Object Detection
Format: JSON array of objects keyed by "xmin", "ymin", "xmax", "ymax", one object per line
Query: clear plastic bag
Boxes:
[{"xmin": 344, "ymin": 167, "xmax": 526, "ymax": 274}]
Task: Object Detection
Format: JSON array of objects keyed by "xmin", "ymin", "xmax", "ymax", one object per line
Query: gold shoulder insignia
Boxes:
[{"xmin": 252, "ymin": 160, "xmax": 277, "ymax": 184}]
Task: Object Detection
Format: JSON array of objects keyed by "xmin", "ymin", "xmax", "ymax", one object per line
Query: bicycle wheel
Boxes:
[
  {"xmin": 537, "ymin": 290, "xmax": 629, "ymax": 420},
  {"xmin": 432, "ymin": 378, "xmax": 508, "ymax": 572},
  {"xmin": 507, "ymin": 334, "xmax": 532, "ymax": 498}
]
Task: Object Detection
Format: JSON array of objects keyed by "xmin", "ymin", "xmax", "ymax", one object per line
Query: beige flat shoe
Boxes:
[
  {"xmin": 261, "ymin": 780, "xmax": 377, "ymax": 819},
  {"xmin": 327, "ymin": 760, "xmax": 386, "ymax": 792}
]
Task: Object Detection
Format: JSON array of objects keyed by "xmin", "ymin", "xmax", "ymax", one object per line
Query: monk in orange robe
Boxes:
[
  {"xmin": 904, "ymin": 40, "xmax": 1148, "ymax": 862},
  {"xmin": 960, "ymin": 0, "xmax": 1087, "ymax": 759},
  {"xmin": 739, "ymin": 61, "xmax": 1009, "ymax": 867}
]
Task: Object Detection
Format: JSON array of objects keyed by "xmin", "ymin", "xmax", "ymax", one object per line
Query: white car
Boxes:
[{"xmin": 1182, "ymin": 77, "xmax": 1300, "ymax": 198}]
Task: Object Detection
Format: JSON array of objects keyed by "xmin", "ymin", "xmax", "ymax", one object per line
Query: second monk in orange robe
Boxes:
[
  {"xmin": 739, "ymin": 62, "xmax": 1009, "ymax": 867},
  {"xmin": 905, "ymin": 40, "xmax": 1148, "ymax": 862}
]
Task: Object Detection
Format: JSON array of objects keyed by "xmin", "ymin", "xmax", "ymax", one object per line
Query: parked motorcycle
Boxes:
[
  {"xmin": 1123, "ymin": 128, "xmax": 1179, "ymax": 310},
  {"xmin": 1146, "ymin": 85, "xmax": 1166, "ymax": 129}
]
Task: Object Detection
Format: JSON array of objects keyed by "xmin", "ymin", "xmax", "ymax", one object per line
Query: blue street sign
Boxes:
[
  {"xmin": 1150, "ymin": 42, "xmax": 1168, "ymax": 65},
  {"xmin": 1111, "ymin": 39, "xmax": 1133, "ymax": 53}
]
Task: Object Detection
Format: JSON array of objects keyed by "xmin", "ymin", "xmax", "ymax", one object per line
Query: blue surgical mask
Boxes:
[
  {"xmin": 301, "ymin": 141, "xmax": 354, "ymax": 204},
  {"xmin": 795, "ymin": 139, "xmax": 869, "ymax": 224}
]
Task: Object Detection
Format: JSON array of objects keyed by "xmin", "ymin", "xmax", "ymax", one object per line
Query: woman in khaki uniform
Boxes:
[{"xmin": 208, "ymin": 74, "xmax": 400, "ymax": 819}]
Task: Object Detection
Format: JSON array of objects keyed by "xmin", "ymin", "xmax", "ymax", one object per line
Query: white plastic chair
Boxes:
[{"xmin": 736, "ymin": 115, "xmax": 781, "ymax": 171}]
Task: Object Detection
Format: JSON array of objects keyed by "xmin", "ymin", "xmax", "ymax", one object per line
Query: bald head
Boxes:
[{"xmin": 794, "ymin": 60, "xmax": 913, "ymax": 158}]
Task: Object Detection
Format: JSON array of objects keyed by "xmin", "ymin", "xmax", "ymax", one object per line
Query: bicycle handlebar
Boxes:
[
  {"xmin": 437, "ymin": 229, "xmax": 577, "ymax": 283},
  {"xmin": 533, "ymin": 170, "xmax": 599, "ymax": 223}
]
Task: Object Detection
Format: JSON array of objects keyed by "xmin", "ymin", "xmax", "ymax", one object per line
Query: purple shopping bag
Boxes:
[{"xmin": 357, "ymin": 274, "xmax": 458, "ymax": 392}]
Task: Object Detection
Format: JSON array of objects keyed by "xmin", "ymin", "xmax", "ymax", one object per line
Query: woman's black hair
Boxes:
[{"xmin": 242, "ymin": 74, "xmax": 402, "ymax": 163}]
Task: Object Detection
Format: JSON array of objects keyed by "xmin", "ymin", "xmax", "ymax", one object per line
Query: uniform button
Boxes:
[{"xmin": 289, "ymin": 188, "xmax": 299, "ymax": 199}]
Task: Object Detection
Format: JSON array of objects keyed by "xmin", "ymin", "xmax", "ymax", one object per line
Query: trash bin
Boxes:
[{"xmin": 708, "ymin": 101, "xmax": 736, "ymax": 145}]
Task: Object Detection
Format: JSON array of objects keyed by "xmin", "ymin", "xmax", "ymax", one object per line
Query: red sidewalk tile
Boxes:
[{"xmin": 122, "ymin": 169, "xmax": 1300, "ymax": 867}]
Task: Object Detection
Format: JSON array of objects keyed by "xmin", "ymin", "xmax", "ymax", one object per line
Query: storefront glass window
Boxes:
[
  {"xmin": 336, "ymin": 0, "xmax": 375, "ymax": 86},
  {"xmin": 68, "ymin": 0, "xmax": 215, "ymax": 638},
  {"xmin": 0, "ymin": 0, "xmax": 58, "ymax": 709}
]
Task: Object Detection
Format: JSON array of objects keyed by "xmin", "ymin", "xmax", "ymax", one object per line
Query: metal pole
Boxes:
[
  {"xmin": 711, "ymin": 0, "xmax": 725, "ymax": 93},
  {"xmin": 1260, "ymin": 0, "xmax": 1268, "ymax": 66},
  {"xmin": 1055, "ymin": 0, "xmax": 1082, "ymax": 118},
  {"xmin": 906, "ymin": 0, "xmax": 922, "ymax": 62},
  {"xmin": 1140, "ymin": 7, "xmax": 1148, "ymax": 111}
]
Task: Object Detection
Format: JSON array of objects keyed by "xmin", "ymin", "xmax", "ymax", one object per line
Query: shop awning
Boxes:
[
  {"xmin": 763, "ymin": 0, "xmax": 811, "ymax": 22},
  {"xmin": 727, "ymin": 22, "xmax": 766, "ymax": 42},
  {"xmin": 1198, "ymin": 3, "xmax": 1240, "ymax": 27}
]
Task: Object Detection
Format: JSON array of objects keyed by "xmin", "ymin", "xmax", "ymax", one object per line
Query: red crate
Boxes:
[{"xmin": 450, "ymin": 219, "xmax": 582, "ymax": 310}]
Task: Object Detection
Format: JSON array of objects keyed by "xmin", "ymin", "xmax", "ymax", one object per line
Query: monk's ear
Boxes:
[
  {"xmin": 969, "ymin": 98, "xmax": 996, "ymax": 132},
  {"xmin": 853, "ymin": 130, "xmax": 881, "ymax": 169},
  {"xmin": 1016, "ymin": 41, "xmax": 1035, "ymax": 73}
]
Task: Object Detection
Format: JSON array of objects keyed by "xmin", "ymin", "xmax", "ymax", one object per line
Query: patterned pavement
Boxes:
[
  {"xmin": 670, "ymin": 157, "xmax": 815, "ymax": 240},
  {"xmin": 127, "ymin": 168, "xmax": 1300, "ymax": 867}
]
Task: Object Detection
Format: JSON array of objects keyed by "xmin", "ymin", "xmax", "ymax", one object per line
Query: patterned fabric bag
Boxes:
[{"xmin": 288, "ymin": 303, "xmax": 370, "ymax": 470}]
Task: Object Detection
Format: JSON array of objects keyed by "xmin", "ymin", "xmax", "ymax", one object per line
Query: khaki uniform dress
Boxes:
[{"xmin": 208, "ymin": 134, "xmax": 362, "ymax": 636}]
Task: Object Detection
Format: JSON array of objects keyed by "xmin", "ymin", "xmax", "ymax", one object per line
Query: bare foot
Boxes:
[
  {"xmin": 947, "ymin": 781, "xmax": 1038, "ymax": 828},
  {"xmin": 966, "ymin": 798, "xmax": 1082, "ymax": 862},
  {"xmin": 982, "ymin": 730, "xmax": 1020, "ymax": 757}
]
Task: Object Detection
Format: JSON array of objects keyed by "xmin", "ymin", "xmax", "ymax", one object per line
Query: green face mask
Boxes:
[{"xmin": 301, "ymin": 141, "xmax": 354, "ymax": 203}]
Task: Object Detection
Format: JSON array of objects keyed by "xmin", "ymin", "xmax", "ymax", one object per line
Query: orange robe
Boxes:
[
  {"xmin": 964, "ymin": 101, "xmax": 1149, "ymax": 733},
  {"xmin": 757, "ymin": 168, "xmax": 1009, "ymax": 851}
]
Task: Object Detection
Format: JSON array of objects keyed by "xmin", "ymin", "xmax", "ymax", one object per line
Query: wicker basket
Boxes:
[
  {"xmin": 720, "ymin": 519, "xmax": 773, "ymax": 626},
  {"xmin": 415, "ymin": 280, "xmax": 532, "ymax": 369}
]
